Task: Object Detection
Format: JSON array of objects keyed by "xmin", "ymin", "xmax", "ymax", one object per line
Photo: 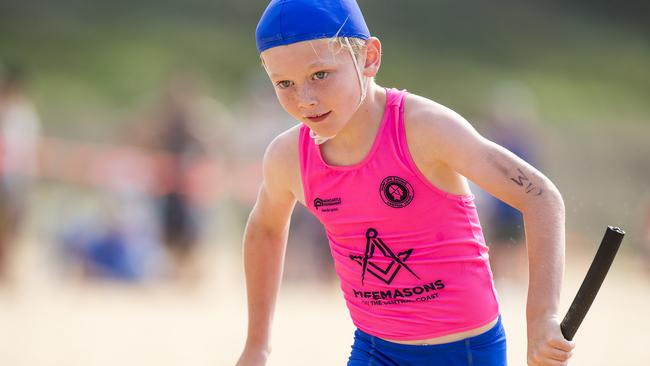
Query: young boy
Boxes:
[{"xmin": 237, "ymin": 1, "xmax": 575, "ymax": 365}]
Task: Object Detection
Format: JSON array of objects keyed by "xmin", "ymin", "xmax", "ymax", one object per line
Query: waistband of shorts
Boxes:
[{"xmin": 354, "ymin": 315, "xmax": 504, "ymax": 352}]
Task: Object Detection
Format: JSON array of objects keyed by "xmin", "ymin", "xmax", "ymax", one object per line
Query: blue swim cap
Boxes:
[{"xmin": 256, "ymin": 0, "xmax": 370, "ymax": 53}]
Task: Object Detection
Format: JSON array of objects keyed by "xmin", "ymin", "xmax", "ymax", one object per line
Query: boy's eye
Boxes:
[
  {"xmin": 276, "ymin": 80, "xmax": 293, "ymax": 89},
  {"xmin": 313, "ymin": 71, "xmax": 329, "ymax": 80}
]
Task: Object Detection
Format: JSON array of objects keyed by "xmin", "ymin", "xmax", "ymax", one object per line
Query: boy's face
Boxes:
[{"xmin": 261, "ymin": 38, "xmax": 373, "ymax": 138}]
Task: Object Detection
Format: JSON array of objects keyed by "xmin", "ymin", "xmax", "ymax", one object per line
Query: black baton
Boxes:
[{"xmin": 560, "ymin": 226, "xmax": 625, "ymax": 341}]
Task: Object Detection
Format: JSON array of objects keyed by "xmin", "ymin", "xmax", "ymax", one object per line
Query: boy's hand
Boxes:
[{"xmin": 527, "ymin": 315, "xmax": 575, "ymax": 366}]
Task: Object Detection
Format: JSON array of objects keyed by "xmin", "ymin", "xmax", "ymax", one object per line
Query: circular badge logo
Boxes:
[{"xmin": 380, "ymin": 176, "xmax": 414, "ymax": 208}]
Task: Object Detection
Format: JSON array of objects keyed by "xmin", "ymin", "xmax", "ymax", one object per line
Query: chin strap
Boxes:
[
  {"xmin": 309, "ymin": 38, "xmax": 368, "ymax": 146},
  {"xmin": 309, "ymin": 129, "xmax": 334, "ymax": 145},
  {"xmin": 347, "ymin": 37, "xmax": 368, "ymax": 110}
]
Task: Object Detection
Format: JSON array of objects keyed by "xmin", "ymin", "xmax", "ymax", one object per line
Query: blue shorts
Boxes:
[{"xmin": 347, "ymin": 316, "xmax": 507, "ymax": 366}]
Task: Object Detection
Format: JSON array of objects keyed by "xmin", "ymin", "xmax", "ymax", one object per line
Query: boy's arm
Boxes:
[
  {"xmin": 407, "ymin": 97, "xmax": 574, "ymax": 366},
  {"xmin": 237, "ymin": 135, "xmax": 298, "ymax": 366}
]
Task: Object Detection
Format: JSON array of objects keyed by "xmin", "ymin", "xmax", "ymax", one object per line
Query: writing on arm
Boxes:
[{"xmin": 510, "ymin": 168, "xmax": 544, "ymax": 196}]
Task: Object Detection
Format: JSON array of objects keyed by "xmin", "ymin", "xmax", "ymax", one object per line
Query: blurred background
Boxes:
[{"xmin": 0, "ymin": 0, "xmax": 648, "ymax": 365}]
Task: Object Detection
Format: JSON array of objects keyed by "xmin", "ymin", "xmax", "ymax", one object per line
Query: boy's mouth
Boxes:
[{"xmin": 306, "ymin": 111, "xmax": 331, "ymax": 123}]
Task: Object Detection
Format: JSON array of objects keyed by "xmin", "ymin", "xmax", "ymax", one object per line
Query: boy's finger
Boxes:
[
  {"xmin": 549, "ymin": 338, "xmax": 575, "ymax": 352},
  {"xmin": 543, "ymin": 347, "xmax": 573, "ymax": 361}
]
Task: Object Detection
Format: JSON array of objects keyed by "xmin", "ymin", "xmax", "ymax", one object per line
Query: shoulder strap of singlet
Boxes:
[{"xmin": 385, "ymin": 88, "xmax": 410, "ymax": 160}]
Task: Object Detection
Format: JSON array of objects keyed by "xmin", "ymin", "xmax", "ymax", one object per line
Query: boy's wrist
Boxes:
[{"xmin": 526, "ymin": 304, "xmax": 560, "ymax": 321}]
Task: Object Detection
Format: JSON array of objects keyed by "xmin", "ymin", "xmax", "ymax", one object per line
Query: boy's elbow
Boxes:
[
  {"xmin": 521, "ymin": 181, "xmax": 565, "ymax": 216},
  {"xmin": 245, "ymin": 207, "xmax": 291, "ymax": 245}
]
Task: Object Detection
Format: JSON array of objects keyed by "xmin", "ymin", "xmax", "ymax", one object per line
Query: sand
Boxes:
[{"xmin": 1, "ymin": 239, "xmax": 648, "ymax": 366}]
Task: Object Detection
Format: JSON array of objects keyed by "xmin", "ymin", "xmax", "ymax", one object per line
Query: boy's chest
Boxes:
[{"xmin": 307, "ymin": 173, "xmax": 419, "ymax": 223}]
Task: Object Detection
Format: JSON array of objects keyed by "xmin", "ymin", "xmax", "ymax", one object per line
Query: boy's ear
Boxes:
[{"xmin": 363, "ymin": 37, "xmax": 382, "ymax": 77}]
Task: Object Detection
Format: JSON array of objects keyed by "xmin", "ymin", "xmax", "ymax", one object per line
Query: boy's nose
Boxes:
[{"xmin": 297, "ymin": 91, "xmax": 318, "ymax": 109}]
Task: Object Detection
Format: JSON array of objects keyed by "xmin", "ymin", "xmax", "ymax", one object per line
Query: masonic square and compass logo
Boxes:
[
  {"xmin": 349, "ymin": 228, "xmax": 420, "ymax": 285},
  {"xmin": 380, "ymin": 176, "xmax": 414, "ymax": 208}
]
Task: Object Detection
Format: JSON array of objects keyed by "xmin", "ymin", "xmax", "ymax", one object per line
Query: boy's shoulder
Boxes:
[
  {"xmin": 403, "ymin": 92, "xmax": 464, "ymax": 129},
  {"xmin": 401, "ymin": 92, "xmax": 478, "ymax": 158},
  {"xmin": 262, "ymin": 123, "xmax": 303, "ymax": 201},
  {"xmin": 263, "ymin": 123, "xmax": 302, "ymax": 174},
  {"xmin": 265, "ymin": 123, "xmax": 301, "ymax": 159}
]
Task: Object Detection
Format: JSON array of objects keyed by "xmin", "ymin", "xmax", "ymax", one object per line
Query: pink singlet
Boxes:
[{"xmin": 298, "ymin": 88, "xmax": 500, "ymax": 340}]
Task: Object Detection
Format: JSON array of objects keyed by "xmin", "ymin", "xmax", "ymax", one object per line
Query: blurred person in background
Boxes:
[
  {"xmin": 0, "ymin": 64, "xmax": 41, "ymax": 285},
  {"xmin": 481, "ymin": 82, "xmax": 542, "ymax": 284},
  {"xmin": 238, "ymin": 1, "xmax": 574, "ymax": 366},
  {"xmin": 58, "ymin": 197, "xmax": 164, "ymax": 283},
  {"xmin": 129, "ymin": 73, "xmax": 227, "ymax": 284},
  {"xmin": 55, "ymin": 144, "xmax": 166, "ymax": 284}
]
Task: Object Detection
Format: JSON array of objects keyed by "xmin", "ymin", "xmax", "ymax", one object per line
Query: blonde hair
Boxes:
[
  {"xmin": 328, "ymin": 36, "xmax": 368, "ymax": 61},
  {"xmin": 260, "ymin": 37, "xmax": 369, "ymax": 67}
]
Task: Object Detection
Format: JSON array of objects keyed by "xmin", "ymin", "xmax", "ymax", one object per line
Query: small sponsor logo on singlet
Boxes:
[
  {"xmin": 349, "ymin": 228, "xmax": 420, "ymax": 285},
  {"xmin": 379, "ymin": 176, "xmax": 414, "ymax": 208},
  {"xmin": 313, "ymin": 197, "xmax": 341, "ymax": 212}
]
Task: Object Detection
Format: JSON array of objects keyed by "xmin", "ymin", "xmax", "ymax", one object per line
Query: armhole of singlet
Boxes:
[
  {"xmin": 297, "ymin": 125, "xmax": 312, "ymax": 206},
  {"xmin": 395, "ymin": 93, "xmax": 475, "ymax": 203}
]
